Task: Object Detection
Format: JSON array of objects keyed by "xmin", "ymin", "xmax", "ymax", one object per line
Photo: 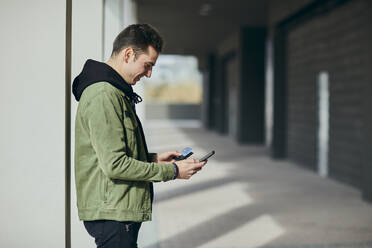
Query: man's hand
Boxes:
[
  {"xmin": 155, "ymin": 151, "xmax": 182, "ymax": 164},
  {"xmin": 175, "ymin": 158, "xmax": 207, "ymax": 179}
]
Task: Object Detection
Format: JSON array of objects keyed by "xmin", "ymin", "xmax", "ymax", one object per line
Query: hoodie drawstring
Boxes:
[{"xmin": 131, "ymin": 93, "xmax": 143, "ymax": 104}]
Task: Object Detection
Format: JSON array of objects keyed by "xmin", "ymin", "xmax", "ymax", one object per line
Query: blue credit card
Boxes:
[{"xmin": 181, "ymin": 147, "xmax": 193, "ymax": 156}]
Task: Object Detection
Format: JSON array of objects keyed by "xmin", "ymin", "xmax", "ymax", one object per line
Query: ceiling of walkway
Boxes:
[{"xmin": 137, "ymin": 0, "xmax": 268, "ymax": 56}]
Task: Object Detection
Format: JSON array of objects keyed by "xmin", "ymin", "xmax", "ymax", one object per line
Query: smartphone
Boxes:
[{"xmin": 199, "ymin": 150, "xmax": 215, "ymax": 162}]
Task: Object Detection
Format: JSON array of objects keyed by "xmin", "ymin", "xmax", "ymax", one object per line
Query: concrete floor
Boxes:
[{"xmin": 138, "ymin": 120, "xmax": 372, "ymax": 248}]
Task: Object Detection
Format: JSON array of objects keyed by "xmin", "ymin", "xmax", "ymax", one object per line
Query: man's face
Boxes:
[{"xmin": 125, "ymin": 45, "xmax": 158, "ymax": 85}]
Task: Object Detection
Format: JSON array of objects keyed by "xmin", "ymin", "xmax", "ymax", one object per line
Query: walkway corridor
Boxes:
[{"xmin": 139, "ymin": 121, "xmax": 372, "ymax": 248}]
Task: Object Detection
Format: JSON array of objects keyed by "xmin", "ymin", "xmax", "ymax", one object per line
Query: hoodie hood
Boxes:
[{"xmin": 72, "ymin": 59, "xmax": 142, "ymax": 104}]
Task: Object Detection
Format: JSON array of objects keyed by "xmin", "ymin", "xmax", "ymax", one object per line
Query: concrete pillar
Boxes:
[
  {"xmin": 103, "ymin": 0, "xmax": 145, "ymax": 121},
  {"xmin": 202, "ymin": 55, "xmax": 216, "ymax": 129},
  {"xmin": 71, "ymin": 0, "xmax": 103, "ymax": 247},
  {"xmin": 120, "ymin": 0, "xmax": 147, "ymax": 123},
  {"xmin": 237, "ymin": 27, "xmax": 266, "ymax": 144},
  {"xmin": 225, "ymin": 52, "xmax": 239, "ymax": 139},
  {"xmin": 104, "ymin": 0, "xmax": 124, "ymax": 61},
  {"xmin": 0, "ymin": 1, "xmax": 66, "ymax": 246},
  {"xmin": 271, "ymin": 28, "xmax": 288, "ymax": 158},
  {"xmin": 103, "ymin": 0, "xmax": 138, "ymax": 61},
  {"xmin": 214, "ymin": 57, "xmax": 228, "ymax": 134},
  {"xmin": 213, "ymin": 28, "xmax": 266, "ymax": 141}
]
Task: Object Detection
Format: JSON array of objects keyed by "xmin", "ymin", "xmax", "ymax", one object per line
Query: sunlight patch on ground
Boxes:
[
  {"xmin": 198, "ymin": 214, "xmax": 285, "ymax": 248},
  {"xmin": 155, "ymin": 182, "xmax": 253, "ymax": 242}
]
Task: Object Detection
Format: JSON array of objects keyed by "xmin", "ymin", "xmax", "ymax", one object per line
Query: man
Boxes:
[{"xmin": 72, "ymin": 24, "xmax": 207, "ymax": 248}]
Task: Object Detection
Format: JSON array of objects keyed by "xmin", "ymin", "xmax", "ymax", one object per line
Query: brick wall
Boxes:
[
  {"xmin": 362, "ymin": 1, "xmax": 372, "ymax": 200},
  {"xmin": 270, "ymin": 0, "xmax": 371, "ymax": 188},
  {"xmin": 268, "ymin": 0, "xmax": 313, "ymax": 26}
]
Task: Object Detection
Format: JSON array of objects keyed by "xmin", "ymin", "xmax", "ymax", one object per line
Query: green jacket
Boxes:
[{"xmin": 74, "ymin": 82, "xmax": 174, "ymax": 222}]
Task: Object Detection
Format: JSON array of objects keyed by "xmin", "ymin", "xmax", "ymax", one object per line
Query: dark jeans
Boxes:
[{"xmin": 84, "ymin": 220, "xmax": 142, "ymax": 248}]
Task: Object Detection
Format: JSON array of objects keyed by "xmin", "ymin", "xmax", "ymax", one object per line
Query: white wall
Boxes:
[
  {"xmin": 71, "ymin": 0, "xmax": 103, "ymax": 247},
  {"xmin": 103, "ymin": 0, "xmax": 145, "ymax": 121},
  {"xmin": 103, "ymin": 0, "xmax": 124, "ymax": 61},
  {"xmin": 123, "ymin": 0, "xmax": 146, "ymax": 122},
  {"xmin": 0, "ymin": 0, "xmax": 66, "ymax": 247},
  {"xmin": 0, "ymin": 0, "xmax": 143, "ymax": 246},
  {"xmin": 103, "ymin": 0, "xmax": 138, "ymax": 61}
]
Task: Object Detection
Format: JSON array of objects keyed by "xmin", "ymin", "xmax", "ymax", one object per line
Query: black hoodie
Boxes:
[
  {"xmin": 72, "ymin": 59, "xmax": 142, "ymax": 105},
  {"xmin": 72, "ymin": 59, "xmax": 149, "ymax": 154}
]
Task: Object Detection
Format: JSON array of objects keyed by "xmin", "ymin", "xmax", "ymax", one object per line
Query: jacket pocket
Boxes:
[
  {"xmin": 100, "ymin": 173, "xmax": 109, "ymax": 204},
  {"xmin": 104, "ymin": 177, "xmax": 109, "ymax": 203}
]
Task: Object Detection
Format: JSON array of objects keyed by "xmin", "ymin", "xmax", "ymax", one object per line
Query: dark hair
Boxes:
[{"xmin": 111, "ymin": 24, "xmax": 164, "ymax": 58}]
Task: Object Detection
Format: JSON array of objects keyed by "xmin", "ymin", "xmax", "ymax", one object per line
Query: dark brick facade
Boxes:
[
  {"xmin": 270, "ymin": 0, "xmax": 372, "ymax": 189},
  {"xmin": 362, "ymin": 1, "xmax": 372, "ymax": 201}
]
